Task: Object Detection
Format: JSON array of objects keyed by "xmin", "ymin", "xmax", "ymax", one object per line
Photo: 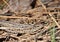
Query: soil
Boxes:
[{"xmin": 0, "ymin": 0, "xmax": 60, "ymax": 42}]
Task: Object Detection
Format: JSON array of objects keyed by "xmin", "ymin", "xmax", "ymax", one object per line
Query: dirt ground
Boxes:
[{"xmin": 0, "ymin": 0, "xmax": 60, "ymax": 42}]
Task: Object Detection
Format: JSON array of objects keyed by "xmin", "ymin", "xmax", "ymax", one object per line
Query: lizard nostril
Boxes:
[{"xmin": 17, "ymin": 33, "xmax": 25, "ymax": 37}]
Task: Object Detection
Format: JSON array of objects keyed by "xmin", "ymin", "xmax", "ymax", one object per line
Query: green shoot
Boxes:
[{"xmin": 50, "ymin": 27, "xmax": 56, "ymax": 42}]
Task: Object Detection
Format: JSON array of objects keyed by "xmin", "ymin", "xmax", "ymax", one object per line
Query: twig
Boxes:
[
  {"xmin": 34, "ymin": 1, "xmax": 60, "ymax": 42},
  {"xmin": 38, "ymin": 0, "xmax": 60, "ymax": 28},
  {"xmin": 3, "ymin": 0, "xmax": 18, "ymax": 14}
]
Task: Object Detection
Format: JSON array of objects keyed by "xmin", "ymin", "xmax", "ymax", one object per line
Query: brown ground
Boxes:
[{"xmin": 0, "ymin": 0, "xmax": 60, "ymax": 42}]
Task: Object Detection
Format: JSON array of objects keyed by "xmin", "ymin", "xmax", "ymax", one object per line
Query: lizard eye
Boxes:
[{"xmin": 30, "ymin": 0, "xmax": 36, "ymax": 9}]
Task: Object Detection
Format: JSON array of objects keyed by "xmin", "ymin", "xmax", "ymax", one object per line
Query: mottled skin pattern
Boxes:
[{"xmin": 9, "ymin": 0, "xmax": 33, "ymax": 13}]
